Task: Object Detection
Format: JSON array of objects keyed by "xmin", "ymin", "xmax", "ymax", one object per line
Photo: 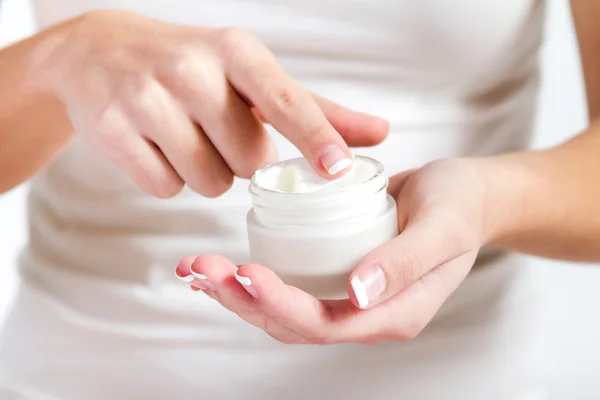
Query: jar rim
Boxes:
[{"xmin": 248, "ymin": 155, "xmax": 386, "ymax": 198}]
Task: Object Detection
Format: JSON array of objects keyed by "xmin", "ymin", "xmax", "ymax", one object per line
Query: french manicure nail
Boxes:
[
  {"xmin": 319, "ymin": 145, "xmax": 353, "ymax": 175},
  {"xmin": 351, "ymin": 265, "xmax": 387, "ymax": 309},
  {"xmin": 175, "ymin": 267, "xmax": 195, "ymax": 283},
  {"xmin": 190, "ymin": 269, "xmax": 207, "ymax": 280},
  {"xmin": 190, "ymin": 270, "xmax": 217, "ymax": 291},
  {"xmin": 235, "ymin": 270, "xmax": 258, "ymax": 298}
]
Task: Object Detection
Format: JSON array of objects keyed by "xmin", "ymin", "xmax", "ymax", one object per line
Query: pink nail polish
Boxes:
[
  {"xmin": 190, "ymin": 270, "xmax": 217, "ymax": 291},
  {"xmin": 319, "ymin": 145, "xmax": 353, "ymax": 176},
  {"xmin": 351, "ymin": 265, "xmax": 387, "ymax": 309},
  {"xmin": 235, "ymin": 270, "xmax": 258, "ymax": 298}
]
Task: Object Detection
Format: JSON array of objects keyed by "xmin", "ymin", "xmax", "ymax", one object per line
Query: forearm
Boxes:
[
  {"xmin": 481, "ymin": 124, "xmax": 600, "ymax": 262},
  {"xmin": 0, "ymin": 18, "xmax": 76, "ymax": 193}
]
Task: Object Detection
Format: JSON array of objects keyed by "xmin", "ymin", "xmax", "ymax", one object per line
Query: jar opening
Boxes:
[
  {"xmin": 248, "ymin": 156, "xmax": 389, "ymax": 225},
  {"xmin": 250, "ymin": 155, "xmax": 385, "ymax": 196}
]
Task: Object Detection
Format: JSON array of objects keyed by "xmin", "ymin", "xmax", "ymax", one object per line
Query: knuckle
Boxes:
[
  {"xmin": 87, "ymin": 104, "xmax": 126, "ymax": 149},
  {"xmin": 189, "ymin": 172, "xmax": 234, "ymax": 198},
  {"xmin": 156, "ymin": 50, "xmax": 193, "ymax": 88},
  {"xmin": 158, "ymin": 49, "xmax": 217, "ymax": 95},
  {"xmin": 389, "ymin": 251, "xmax": 424, "ymax": 288},
  {"xmin": 106, "ymin": 75, "xmax": 164, "ymax": 124},
  {"xmin": 213, "ymin": 27, "xmax": 254, "ymax": 56},
  {"xmin": 89, "ymin": 107, "xmax": 186, "ymax": 200},
  {"xmin": 269, "ymin": 86, "xmax": 298, "ymax": 114},
  {"xmin": 123, "ymin": 75, "xmax": 160, "ymax": 106},
  {"xmin": 148, "ymin": 175, "xmax": 184, "ymax": 199}
]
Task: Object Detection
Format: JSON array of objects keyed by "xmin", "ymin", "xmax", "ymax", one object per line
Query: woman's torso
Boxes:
[{"xmin": 0, "ymin": 1, "xmax": 550, "ymax": 399}]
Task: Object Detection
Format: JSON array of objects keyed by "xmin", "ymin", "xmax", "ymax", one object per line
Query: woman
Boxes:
[{"xmin": 0, "ymin": 0, "xmax": 598, "ymax": 398}]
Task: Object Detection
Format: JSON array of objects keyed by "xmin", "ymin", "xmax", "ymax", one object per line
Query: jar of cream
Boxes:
[{"xmin": 246, "ymin": 156, "xmax": 398, "ymax": 299}]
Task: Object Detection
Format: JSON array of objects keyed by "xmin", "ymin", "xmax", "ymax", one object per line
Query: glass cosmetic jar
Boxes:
[{"xmin": 247, "ymin": 156, "xmax": 398, "ymax": 299}]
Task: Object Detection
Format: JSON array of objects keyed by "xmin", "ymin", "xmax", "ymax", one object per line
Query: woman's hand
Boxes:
[
  {"xmin": 175, "ymin": 158, "xmax": 490, "ymax": 344},
  {"xmin": 29, "ymin": 10, "xmax": 388, "ymax": 197}
]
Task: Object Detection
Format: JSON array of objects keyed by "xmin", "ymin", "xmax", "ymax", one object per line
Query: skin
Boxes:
[
  {"xmin": 0, "ymin": 4, "xmax": 598, "ymax": 345},
  {"xmin": 0, "ymin": 10, "xmax": 389, "ymax": 195},
  {"xmin": 173, "ymin": 0, "xmax": 600, "ymax": 345}
]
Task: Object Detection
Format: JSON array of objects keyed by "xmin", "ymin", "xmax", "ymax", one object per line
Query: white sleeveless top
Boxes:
[{"xmin": 0, "ymin": 1, "xmax": 550, "ymax": 399}]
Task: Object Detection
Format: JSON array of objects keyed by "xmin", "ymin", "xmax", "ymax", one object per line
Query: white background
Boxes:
[{"xmin": 1, "ymin": 1, "xmax": 600, "ymax": 399}]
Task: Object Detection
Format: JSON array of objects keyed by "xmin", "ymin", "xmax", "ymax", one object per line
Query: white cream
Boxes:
[{"xmin": 253, "ymin": 156, "xmax": 377, "ymax": 194}]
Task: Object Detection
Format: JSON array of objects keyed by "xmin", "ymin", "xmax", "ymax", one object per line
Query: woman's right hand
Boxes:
[{"xmin": 29, "ymin": 10, "xmax": 388, "ymax": 197}]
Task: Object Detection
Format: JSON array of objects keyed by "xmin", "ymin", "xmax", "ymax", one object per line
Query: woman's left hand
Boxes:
[{"xmin": 176, "ymin": 158, "xmax": 492, "ymax": 344}]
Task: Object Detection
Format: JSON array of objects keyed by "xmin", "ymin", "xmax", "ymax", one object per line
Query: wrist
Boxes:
[
  {"xmin": 471, "ymin": 152, "xmax": 548, "ymax": 247},
  {"xmin": 26, "ymin": 14, "xmax": 87, "ymax": 97}
]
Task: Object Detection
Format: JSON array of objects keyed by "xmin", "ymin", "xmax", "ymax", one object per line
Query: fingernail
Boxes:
[
  {"xmin": 175, "ymin": 267, "xmax": 194, "ymax": 283},
  {"xmin": 190, "ymin": 285, "xmax": 203, "ymax": 292},
  {"xmin": 319, "ymin": 145, "xmax": 353, "ymax": 176},
  {"xmin": 235, "ymin": 270, "xmax": 258, "ymax": 298},
  {"xmin": 190, "ymin": 269, "xmax": 217, "ymax": 291},
  {"xmin": 351, "ymin": 265, "xmax": 387, "ymax": 309},
  {"xmin": 189, "ymin": 269, "xmax": 207, "ymax": 280}
]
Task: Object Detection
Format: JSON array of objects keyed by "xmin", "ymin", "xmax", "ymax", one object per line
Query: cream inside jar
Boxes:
[{"xmin": 252, "ymin": 156, "xmax": 379, "ymax": 194}]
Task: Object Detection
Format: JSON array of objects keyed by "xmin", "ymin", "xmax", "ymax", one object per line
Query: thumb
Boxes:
[
  {"xmin": 387, "ymin": 169, "xmax": 417, "ymax": 198},
  {"xmin": 348, "ymin": 207, "xmax": 477, "ymax": 309}
]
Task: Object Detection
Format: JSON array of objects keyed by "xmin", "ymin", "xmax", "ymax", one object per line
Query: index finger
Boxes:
[{"xmin": 213, "ymin": 28, "xmax": 353, "ymax": 178}]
